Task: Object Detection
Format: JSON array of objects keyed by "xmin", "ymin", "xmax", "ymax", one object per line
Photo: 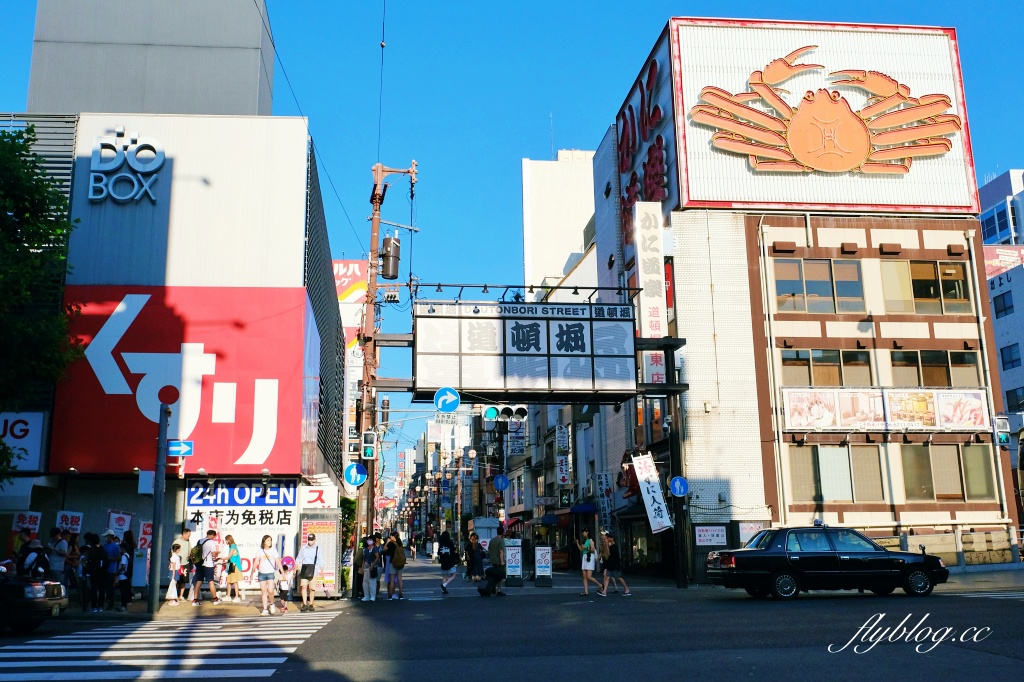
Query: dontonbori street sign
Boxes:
[{"xmin": 412, "ymin": 300, "xmax": 638, "ymax": 403}]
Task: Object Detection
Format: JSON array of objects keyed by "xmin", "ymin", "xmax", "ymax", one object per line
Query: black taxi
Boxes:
[{"xmin": 706, "ymin": 525, "xmax": 949, "ymax": 600}]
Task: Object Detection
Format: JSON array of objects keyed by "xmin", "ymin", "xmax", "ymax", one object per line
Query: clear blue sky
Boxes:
[{"xmin": 2, "ymin": 1, "xmax": 1021, "ymax": 489}]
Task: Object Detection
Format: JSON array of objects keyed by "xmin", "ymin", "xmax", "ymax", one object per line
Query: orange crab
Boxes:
[{"xmin": 689, "ymin": 46, "xmax": 962, "ymax": 174}]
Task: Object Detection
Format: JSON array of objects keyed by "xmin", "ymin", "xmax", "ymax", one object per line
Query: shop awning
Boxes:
[
  {"xmin": 529, "ymin": 514, "xmax": 559, "ymax": 526},
  {"xmin": 570, "ymin": 502, "xmax": 598, "ymax": 514},
  {"xmin": 504, "ymin": 517, "xmax": 524, "ymax": 529}
]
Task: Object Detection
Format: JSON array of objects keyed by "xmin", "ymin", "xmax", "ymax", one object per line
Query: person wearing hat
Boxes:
[
  {"xmin": 295, "ymin": 532, "xmax": 324, "ymax": 611},
  {"xmin": 20, "ymin": 539, "xmax": 50, "ymax": 577}
]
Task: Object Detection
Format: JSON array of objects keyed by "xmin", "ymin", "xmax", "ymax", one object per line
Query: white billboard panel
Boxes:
[{"xmin": 671, "ymin": 19, "xmax": 977, "ymax": 213}]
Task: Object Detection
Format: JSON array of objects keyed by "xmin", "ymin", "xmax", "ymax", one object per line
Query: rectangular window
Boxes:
[
  {"xmin": 881, "ymin": 261, "xmax": 915, "ymax": 313},
  {"xmin": 842, "ymin": 350, "xmax": 872, "ymax": 386},
  {"xmin": 962, "ymin": 445, "xmax": 995, "ymax": 500},
  {"xmin": 939, "ymin": 262, "xmax": 973, "ymax": 314},
  {"xmin": 790, "ymin": 446, "xmax": 819, "ymax": 502},
  {"xmin": 950, "ymin": 352, "xmax": 980, "ymax": 387},
  {"xmin": 910, "ymin": 262, "xmax": 942, "ymax": 314},
  {"xmin": 833, "ymin": 260, "xmax": 866, "ymax": 313},
  {"xmin": 920, "ymin": 350, "xmax": 951, "ymax": 387},
  {"xmin": 993, "ymin": 291, "xmax": 1014, "ymax": 319},
  {"xmin": 811, "ymin": 349, "xmax": 842, "ymax": 386},
  {"xmin": 891, "ymin": 351, "xmax": 921, "ymax": 387},
  {"xmin": 902, "ymin": 445, "xmax": 934, "ymax": 501},
  {"xmin": 781, "ymin": 350, "xmax": 811, "ymax": 386},
  {"xmin": 1001, "ymin": 344, "xmax": 1022, "ymax": 371},
  {"xmin": 931, "ymin": 444, "xmax": 963, "ymax": 499},
  {"xmin": 996, "ymin": 209, "xmax": 1009, "ymax": 234},
  {"xmin": 982, "ymin": 214, "xmax": 997, "ymax": 239},
  {"xmin": 1007, "ymin": 387, "xmax": 1024, "ymax": 412},
  {"xmin": 850, "ymin": 446, "xmax": 884, "ymax": 501},
  {"xmin": 818, "ymin": 445, "xmax": 853, "ymax": 501},
  {"xmin": 804, "ymin": 260, "xmax": 836, "ymax": 313},
  {"xmin": 775, "ymin": 259, "xmax": 805, "ymax": 312}
]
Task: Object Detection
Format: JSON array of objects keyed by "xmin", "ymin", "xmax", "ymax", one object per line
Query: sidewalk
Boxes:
[{"xmin": 61, "ymin": 592, "xmax": 349, "ymax": 622}]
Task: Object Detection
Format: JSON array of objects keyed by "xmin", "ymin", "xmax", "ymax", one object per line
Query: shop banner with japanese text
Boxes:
[{"xmin": 631, "ymin": 453, "xmax": 672, "ymax": 534}]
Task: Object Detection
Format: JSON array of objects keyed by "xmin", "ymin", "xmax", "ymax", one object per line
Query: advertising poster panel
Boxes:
[
  {"xmin": 300, "ymin": 518, "xmax": 338, "ymax": 594},
  {"xmin": 782, "ymin": 388, "xmax": 991, "ymax": 432}
]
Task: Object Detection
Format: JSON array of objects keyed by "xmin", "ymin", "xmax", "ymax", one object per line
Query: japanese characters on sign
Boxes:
[
  {"xmin": 634, "ymin": 202, "xmax": 668, "ymax": 384},
  {"xmin": 56, "ymin": 511, "xmax": 84, "ymax": 534},
  {"xmin": 414, "ymin": 301, "xmax": 637, "ymax": 398},
  {"xmin": 11, "ymin": 511, "xmax": 41, "ymax": 533},
  {"xmin": 631, "ymin": 453, "xmax": 672, "ymax": 534},
  {"xmin": 617, "ymin": 29, "xmax": 679, "ymax": 263},
  {"xmin": 300, "ymin": 519, "xmax": 337, "ymax": 591},
  {"xmin": 107, "ymin": 510, "xmax": 133, "ymax": 538},
  {"xmin": 505, "ymin": 538, "xmax": 522, "ymax": 577},
  {"xmin": 555, "ymin": 425, "xmax": 570, "ymax": 486},
  {"xmin": 695, "ymin": 525, "xmax": 728, "ymax": 546},
  {"xmin": 596, "ymin": 473, "xmax": 614, "ymax": 529},
  {"xmin": 138, "ymin": 521, "xmax": 153, "ymax": 550},
  {"xmin": 299, "ymin": 485, "xmax": 339, "ymax": 509}
]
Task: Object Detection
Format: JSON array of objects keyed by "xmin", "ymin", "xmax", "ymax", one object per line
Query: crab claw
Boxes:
[
  {"xmin": 830, "ymin": 70, "xmax": 910, "ymax": 98},
  {"xmin": 757, "ymin": 45, "xmax": 823, "ymax": 86}
]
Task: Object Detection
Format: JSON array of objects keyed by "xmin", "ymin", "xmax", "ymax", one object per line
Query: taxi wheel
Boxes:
[
  {"xmin": 902, "ymin": 569, "xmax": 934, "ymax": 596},
  {"xmin": 770, "ymin": 570, "xmax": 800, "ymax": 600}
]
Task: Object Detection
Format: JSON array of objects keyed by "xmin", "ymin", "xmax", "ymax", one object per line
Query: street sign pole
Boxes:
[{"xmin": 147, "ymin": 403, "xmax": 170, "ymax": 616}]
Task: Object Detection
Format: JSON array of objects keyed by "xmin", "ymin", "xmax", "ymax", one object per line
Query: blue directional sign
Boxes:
[
  {"xmin": 493, "ymin": 474, "xmax": 510, "ymax": 492},
  {"xmin": 344, "ymin": 462, "xmax": 368, "ymax": 487},
  {"xmin": 167, "ymin": 440, "xmax": 194, "ymax": 457},
  {"xmin": 670, "ymin": 476, "xmax": 689, "ymax": 497},
  {"xmin": 433, "ymin": 387, "xmax": 460, "ymax": 413}
]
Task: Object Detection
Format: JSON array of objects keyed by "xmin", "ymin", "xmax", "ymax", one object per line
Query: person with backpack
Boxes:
[
  {"xmin": 192, "ymin": 530, "xmax": 221, "ymax": 606},
  {"xmin": 20, "ymin": 539, "xmax": 50, "ymax": 578},
  {"xmin": 114, "ymin": 541, "xmax": 132, "ymax": 612},
  {"xmin": 101, "ymin": 530, "xmax": 120, "ymax": 610},
  {"xmin": 387, "ymin": 532, "xmax": 406, "ymax": 600}
]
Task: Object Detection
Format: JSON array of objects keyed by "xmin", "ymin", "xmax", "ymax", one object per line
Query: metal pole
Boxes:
[
  {"xmin": 148, "ymin": 403, "xmax": 170, "ymax": 615},
  {"xmin": 665, "ymin": 351, "xmax": 688, "ymax": 589}
]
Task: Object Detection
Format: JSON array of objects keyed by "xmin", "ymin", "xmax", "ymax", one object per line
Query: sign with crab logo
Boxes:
[{"xmin": 671, "ymin": 19, "xmax": 978, "ymax": 213}]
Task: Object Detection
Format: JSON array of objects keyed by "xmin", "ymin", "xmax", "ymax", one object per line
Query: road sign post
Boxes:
[{"xmin": 147, "ymin": 403, "xmax": 170, "ymax": 617}]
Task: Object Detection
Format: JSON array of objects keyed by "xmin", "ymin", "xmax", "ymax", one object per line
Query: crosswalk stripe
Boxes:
[
  {"xmin": 0, "ymin": 611, "xmax": 339, "ymax": 681},
  {"xmin": 955, "ymin": 592, "xmax": 1024, "ymax": 599}
]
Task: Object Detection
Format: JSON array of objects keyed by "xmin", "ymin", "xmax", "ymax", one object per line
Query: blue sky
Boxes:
[{"xmin": 2, "ymin": 1, "xmax": 1022, "ymax": 488}]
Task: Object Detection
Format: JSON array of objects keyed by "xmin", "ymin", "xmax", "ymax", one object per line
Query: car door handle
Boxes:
[
  {"xmin": 839, "ymin": 555, "xmax": 849, "ymax": 560},
  {"xmin": 790, "ymin": 555, "xmax": 800, "ymax": 560}
]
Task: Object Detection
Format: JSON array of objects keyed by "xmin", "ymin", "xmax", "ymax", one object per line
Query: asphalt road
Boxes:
[{"xmin": 2, "ymin": 560, "xmax": 1021, "ymax": 681}]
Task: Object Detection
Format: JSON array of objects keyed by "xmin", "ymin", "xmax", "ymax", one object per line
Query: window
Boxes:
[
  {"xmin": 832, "ymin": 261, "xmax": 866, "ymax": 312},
  {"xmin": 775, "ymin": 259, "xmax": 805, "ymax": 312},
  {"xmin": 781, "ymin": 350, "xmax": 810, "ymax": 386},
  {"xmin": 901, "ymin": 444, "xmax": 996, "ymax": 502},
  {"xmin": 920, "ymin": 350, "xmax": 951, "ymax": 387},
  {"xmin": 790, "ymin": 445, "xmax": 885, "ymax": 503},
  {"xmin": 891, "ymin": 351, "xmax": 922, "ymax": 387},
  {"xmin": 810, "ymin": 350, "xmax": 841, "ymax": 386},
  {"xmin": 841, "ymin": 350, "xmax": 872, "ymax": 386},
  {"xmin": 996, "ymin": 209, "xmax": 1009, "ymax": 235},
  {"xmin": 1007, "ymin": 387, "xmax": 1024, "ymax": 412},
  {"xmin": 787, "ymin": 530, "xmax": 832, "ymax": 552},
  {"xmin": 804, "ymin": 260, "xmax": 836, "ymax": 313},
  {"xmin": 881, "ymin": 261, "xmax": 915, "ymax": 313},
  {"xmin": 949, "ymin": 352, "xmax": 981, "ymax": 387},
  {"xmin": 828, "ymin": 529, "xmax": 879, "ymax": 552},
  {"xmin": 910, "ymin": 262, "xmax": 942, "ymax": 314},
  {"xmin": 993, "ymin": 291, "xmax": 1014, "ymax": 319},
  {"xmin": 982, "ymin": 213, "xmax": 997, "ymax": 240},
  {"xmin": 1001, "ymin": 344, "xmax": 1022, "ymax": 371},
  {"xmin": 939, "ymin": 262, "xmax": 972, "ymax": 314}
]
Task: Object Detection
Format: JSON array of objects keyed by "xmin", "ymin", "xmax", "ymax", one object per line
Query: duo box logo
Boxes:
[
  {"xmin": 50, "ymin": 286, "xmax": 305, "ymax": 474},
  {"xmin": 89, "ymin": 126, "xmax": 165, "ymax": 204}
]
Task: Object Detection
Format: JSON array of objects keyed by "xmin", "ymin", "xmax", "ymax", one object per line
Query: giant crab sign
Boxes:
[{"xmin": 689, "ymin": 46, "xmax": 962, "ymax": 174}]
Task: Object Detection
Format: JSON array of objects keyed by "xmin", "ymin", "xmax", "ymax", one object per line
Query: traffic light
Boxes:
[
  {"xmin": 361, "ymin": 431, "xmax": 378, "ymax": 460},
  {"xmin": 380, "ymin": 396, "xmax": 390, "ymax": 424},
  {"xmin": 381, "ymin": 236, "xmax": 400, "ymax": 280},
  {"xmin": 995, "ymin": 416, "xmax": 1010, "ymax": 446},
  {"xmin": 482, "ymin": 404, "xmax": 528, "ymax": 422}
]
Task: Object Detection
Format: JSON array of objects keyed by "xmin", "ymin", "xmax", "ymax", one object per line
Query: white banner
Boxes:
[
  {"xmin": 56, "ymin": 511, "xmax": 84, "ymax": 534},
  {"xmin": 631, "ymin": 453, "xmax": 672, "ymax": 534},
  {"xmin": 299, "ymin": 485, "xmax": 339, "ymax": 509},
  {"xmin": 634, "ymin": 202, "xmax": 669, "ymax": 384},
  {"xmin": 596, "ymin": 473, "xmax": 614, "ymax": 529},
  {"xmin": 505, "ymin": 538, "xmax": 522, "ymax": 577},
  {"xmin": 106, "ymin": 510, "xmax": 133, "ymax": 538},
  {"xmin": 535, "ymin": 545, "xmax": 552, "ymax": 577},
  {"xmin": 555, "ymin": 425, "xmax": 570, "ymax": 486}
]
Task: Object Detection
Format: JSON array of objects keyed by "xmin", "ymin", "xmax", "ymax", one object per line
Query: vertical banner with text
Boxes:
[{"xmin": 631, "ymin": 453, "xmax": 672, "ymax": 534}]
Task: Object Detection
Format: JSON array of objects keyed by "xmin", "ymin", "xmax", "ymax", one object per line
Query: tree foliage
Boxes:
[{"xmin": 0, "ymin": 126, "xmax": 81, "ymax": 485}]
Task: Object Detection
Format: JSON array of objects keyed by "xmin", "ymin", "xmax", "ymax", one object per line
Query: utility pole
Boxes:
[{"xmin": 360, "ymin": 160, "xmax": 417, "ymax": 540}]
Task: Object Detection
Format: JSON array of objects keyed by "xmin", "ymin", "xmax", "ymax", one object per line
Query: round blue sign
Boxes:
[
  {"xmin": 345, "ymin": 462, "xmax": 368, "ymax": 487},
  {"xmin": 670, "ymin": 476, "xmax": 689, "ymax": 497},
  {"xmin": 433, "ymin": 387, "xmax": 461, "ymax": 413},
  {"xmin": 493, "ymin": 474, "xmax": 510, "ymax": 491}
]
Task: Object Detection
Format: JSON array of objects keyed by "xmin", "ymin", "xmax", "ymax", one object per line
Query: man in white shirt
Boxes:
[
  {"xmin": 295, "ymin": 533, "xmax": 324, "ymax": 611},
  {"xmin": 46, "ymin": 527, "xmax": 68, "ymax": 584},
  {"xmin": 193, "ymin": 530, "xmax": 221, "ymax": 606}
]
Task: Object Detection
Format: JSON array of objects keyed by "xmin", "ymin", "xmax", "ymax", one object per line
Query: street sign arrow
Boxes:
[
  {"xmin": 433, "ymin": 387, "xmax": 460, "ymax": 413},
  {"xmin": 167, "ymin": 440, "xmax": 193, "ymax": 457}
]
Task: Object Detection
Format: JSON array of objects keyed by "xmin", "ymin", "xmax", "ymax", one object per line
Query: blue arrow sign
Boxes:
[
  {"xmin": 345, "ymin": 462, "xmax": 368, "ymax": 487},
  {"xmin": 433, "ymin": 387, "xmax": 460, "ymax": 413},
  {"xmin": 493, "ymin": 474, "xmax": 510, "ymax": 491},
  {"xmin": 167, "ymin": 440, "xmax": 194, "ymax": 457},
  {"xmin": 670, "ymin": 476, "xmax": 689, "ymax": 497}
]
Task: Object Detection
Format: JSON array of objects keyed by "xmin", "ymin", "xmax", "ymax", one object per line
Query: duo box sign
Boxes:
[{"xmin": 88, "ymin": 127, "xmax": 165, "ymax": 204}]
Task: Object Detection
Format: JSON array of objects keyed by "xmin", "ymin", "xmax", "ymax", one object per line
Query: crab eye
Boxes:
[
  {"xmin": 830, "ymin": 91, "xmax": 842, "ymax": 102},
  {"xmin": 804, "ymin": 91, "xmax": 815, "ymax": 102}
]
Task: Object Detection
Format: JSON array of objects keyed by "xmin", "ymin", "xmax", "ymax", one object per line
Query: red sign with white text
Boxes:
[{"xmin": 50, "ymin": 286, "xmax": 305, "ymax": 475}]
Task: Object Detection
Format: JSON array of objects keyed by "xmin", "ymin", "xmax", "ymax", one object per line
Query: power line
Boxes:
[{"xmin": 251, "ymin": 0, "xmax": 365, "ymax": 253}]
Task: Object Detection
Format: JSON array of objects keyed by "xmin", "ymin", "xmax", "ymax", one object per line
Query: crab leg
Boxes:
[
  {"xmin": 690, "ymin": 106, "xmax": 789, "ymax": 146},
  {"xmin": 871, "ymin": 115, "xmax": 962, "ymax": 145},
  {"xmin": 698, "ymin": 87, "xmax": 788, "ymax": 131},
  {"xmin": 711, "ymin": 132, "xmax": 794, "ymax": 161},
  {"xmin": 867, "ymin": 97, "xmax": 954, "ymax": 129},
  {"xmin": 747, "ymin": 81, "xmax": 794, "ymax": 119},
  {"xmin": 869, "ymin": 138, "xmax": 953, "ymax": 160},
  {"xmin": 861, "ymin": 161, "xmax": 911, "ymax": 174},
  {"xmin": 751, "ymin": 159, "xmax": 810, "ymax": 172}
]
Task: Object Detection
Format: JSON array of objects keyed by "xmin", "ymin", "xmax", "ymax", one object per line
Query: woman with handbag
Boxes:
[
  {"xmin": 575, "ymin": 528, "xmax": 603, "ymax": 596},
  {"xmin": 251, "ymin": 534, "xmax": 281, "ymax": 616},
  {"xmin": 360, "ymin": 536, "xmax": 382, "ymax": 602},
  {"xmin": 223, "ymin": 535, "xmax": 244, "ymax": 603}
]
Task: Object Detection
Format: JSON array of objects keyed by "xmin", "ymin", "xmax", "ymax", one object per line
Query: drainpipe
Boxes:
[
  {"xmin": 759, "ymin": 217, "xmax": 787, "ymax": 526},
  {"xmin": 963, "ymin": 229, "xmax": 1010, "ymax": 529}
]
